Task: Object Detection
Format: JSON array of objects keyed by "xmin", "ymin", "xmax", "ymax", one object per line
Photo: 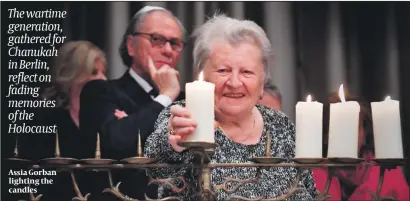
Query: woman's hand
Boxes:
[
  {"xmin": 168, "ymin": 105, "xmax": 197, "ymax": 152},
  {"xmin": 168, "ymin": 105, "xmax": 220, "ymax": 152}
]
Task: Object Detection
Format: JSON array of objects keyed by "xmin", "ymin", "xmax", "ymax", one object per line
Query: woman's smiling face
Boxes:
[{"xmin": 203, "ymin": 41, "xmax": 264, "ymax": 116}]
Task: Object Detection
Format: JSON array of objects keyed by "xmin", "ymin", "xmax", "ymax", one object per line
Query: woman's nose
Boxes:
[{"xmin": 226, "ymin": 73, "xmax": 243, "ymax": 88}]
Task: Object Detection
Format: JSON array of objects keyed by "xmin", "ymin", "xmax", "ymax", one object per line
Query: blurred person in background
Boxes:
[
  {"xmin": 32, "ymin": 41, "xmax": 110, "ymax": 201},
  {"xmin": 80, "ymin": 5, "xmax": 185, "ymax": 161},
  {"xmin": 313, "ymin": 92, "xmax": 409, "ymax": 201},
  {"xmin": 258, "ymin": 78, "xmax": 282, "ymax": 111},
  {"xmin": 79, "ymin": 6, "xmax": 186, "ymax": 199}
]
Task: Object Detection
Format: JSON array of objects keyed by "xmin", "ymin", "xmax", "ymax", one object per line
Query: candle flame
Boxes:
[
  {"xmin": 198, "ymin": 71, "xmax": 204, "ymax": 81},
  {"xmin": 385, "ymin": 96, "xmax": 391, "ymax": 101},
  {"xmin": 306, "ymin": 95, "xmax": 312, "ymax": 102},
  {"xmin": 338, "ymin": 84, "xmax": 346, "ymax": 102}
]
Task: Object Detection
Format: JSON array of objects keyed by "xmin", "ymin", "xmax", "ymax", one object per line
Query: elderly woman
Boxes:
[{"xmin": 144, "ymin": 14, "xmax": 318, "ymax": 200}]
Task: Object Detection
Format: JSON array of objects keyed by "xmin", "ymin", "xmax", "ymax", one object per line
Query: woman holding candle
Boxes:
[
  {"xmin": 144, "ymin": 14, "xmax": 318, "ymax": 200},
  {"xmin": 313, "ymin": 92, "xmax": 409, "ymax": 201}
]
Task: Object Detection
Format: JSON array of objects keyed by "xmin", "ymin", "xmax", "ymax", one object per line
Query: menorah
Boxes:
[{"xmin": 6, "ymin": 132, "xmax": 405, "ymax": 201}]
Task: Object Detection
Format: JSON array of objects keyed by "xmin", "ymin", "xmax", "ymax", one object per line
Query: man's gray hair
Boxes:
[
  {"xmin": 264, "ymin": 80, "xmax": 282, "ymax": 102},
  {"xmin": 119, "ymin": 6, "xmax": 186, "ymax": 67},
  {"xmin": 191, "ymin": 13, "xmax": 273, "ymax": 82}
]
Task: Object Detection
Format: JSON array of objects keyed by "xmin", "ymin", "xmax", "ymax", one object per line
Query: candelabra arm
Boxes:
[
  {"xmin": 29, "ymin": 190, "xmax": 43, "ymax": 201},
  {"xmin": 361, "ymin": 165, "xmax": 397, "ymax": 201},
  {"xmin": 214, "ymin": 168, "xmax": 260, "ymax": 194},
  {"xmin": 70, "ymin": 171, "xmax": 90, "ymax": 201},
  {"xmin": 144, "ymin": 175, "xmax": 186, "ymax": 201},
  {"xmin": 373, "ymin": 166, "xmax": 396, "ymax": 201},
  {"xmin": 147, "ymin": 174, "xmax": 190, "ymax": 193},
  {"xmin": 227, "ymin": 168, "xmax": 303, "ymax": 201},
  {"xmin": 316, "ymin": 168, "xmax": 333, "ymax": 201},
  {"xmin": 376, "ymin": 167, "xmax": 386, "ymax": 198},
  {"xmin": 102, "ymin": 170, "xmax": 141, "ymax": 201},
  {"xmin": 195, "ymin": 166, "xmax": 216, "ymax": 201},
  {"xmin": 144, "ymin": 195, "xmax": 184, "ymax": 201}
]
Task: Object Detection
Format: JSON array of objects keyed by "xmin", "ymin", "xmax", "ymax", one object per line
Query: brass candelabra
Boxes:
[{"xmin": 7, "ymin": 133, "xmax": 406, "ymax": 201}]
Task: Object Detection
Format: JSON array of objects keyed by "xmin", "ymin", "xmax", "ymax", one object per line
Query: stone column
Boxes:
[
  {"xmin": 264, "ymin": 2, "xmax": 297, "ymax": 120},
  {"xmin": 175, "ymin": 2, "xmax": 189, "ymax": 85},
  {"xmin": 106, "ymin": 2, "xmax": 129, "ymax": 79},
  {"xmin": 385, "ymin": 3, "xmax": 400, "ymax": 99},
  {"xmin": 144, "ymin": 1, "xmax": 166, "ymax": 7},
  {"xmin": 326, "ymin": 2, "xmax": 346, "ymax": 93},
  {"xmin": 230, "ymin": 2, "xmax": 245, "ymax": 19}
]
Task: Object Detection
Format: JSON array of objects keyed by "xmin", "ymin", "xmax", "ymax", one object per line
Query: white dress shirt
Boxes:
[{"xmin": 128, "ymin": 69, "xmax": 172, "ymax": 107}]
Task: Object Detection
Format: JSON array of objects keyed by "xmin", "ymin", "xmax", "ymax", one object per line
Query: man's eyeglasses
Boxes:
[{"xmin": 132, "ymin": 32, "xmax": 185, "ymax": 52}]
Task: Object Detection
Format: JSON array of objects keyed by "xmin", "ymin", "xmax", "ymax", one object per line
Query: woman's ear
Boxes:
[{"xmin": 260, "ymin": 89, "xmax": 264, "ymax": 100}]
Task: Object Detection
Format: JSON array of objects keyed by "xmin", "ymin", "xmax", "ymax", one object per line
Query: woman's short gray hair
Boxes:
[
  {"xmin": 119, "ymin": 6, "xmax": 186, "ymax": 67},
  {"xmin": 192, "ymin": 14, "xmax": 273, "ymax": 82}
]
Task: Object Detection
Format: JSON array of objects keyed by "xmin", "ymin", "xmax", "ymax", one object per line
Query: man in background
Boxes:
[
  {"xmin": 259, "ymin": 80, "xmax": 282, "ymax": 110},
  {"xmin": 79, "ymin": 6, "xmax": 186, "ymax": 199}
]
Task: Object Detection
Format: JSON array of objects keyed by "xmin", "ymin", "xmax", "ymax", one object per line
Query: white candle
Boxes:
[
  {"xmin": 295, "ymin": 95, "xmax": 323, "ymax": 158},
  {"xmin": 327, "ymin": 84, "xmax": 360, "ymax": 158},
  {"xmin": 371, "ymin": 96, "xmax": 403, "ymax": 158},
  {"xmin": 184, "ymin": 72, "xmax": 215, "ymax": 143}
]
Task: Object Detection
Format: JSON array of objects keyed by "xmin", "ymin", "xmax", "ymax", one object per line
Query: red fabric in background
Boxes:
[{"xmin": 313, "ymin": 153, "xmax": 409, "ymax": 200}]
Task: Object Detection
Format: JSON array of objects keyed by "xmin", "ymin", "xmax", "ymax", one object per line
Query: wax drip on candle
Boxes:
[
  {"xmin": 95, "ymin": 133, "xmax": 101, "ymax": 159},
  {"xmin": 338, "ymin": 84, "xmax": 346, "ymax": 102},
  {"xmin": 385, "ymin": 96, "xmax": 391, "ymax": 101},
  {"xmin": 55, "ymin": 131, "xmax": 60, "ymax": 158},
  {"xmin": 137, "ymin": 130, "xmax": 142, "ymax": 157}
]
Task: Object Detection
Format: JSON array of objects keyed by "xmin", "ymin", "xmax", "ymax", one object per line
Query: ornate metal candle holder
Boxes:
[
  {"xmin": 8, "ymin": 136, "xmax": 406, "ymax": 201},
  {"xmin": 81, "ymin": 133, "xmax": 115, "ymax": 165},
  {"xmin": 5, "ymin": 134, "xmax": 31, "ymax": 165},
  {"xmin": 249, "ymin": 127, "xmax": 287, "ymax": 164},
  {"xmin": 38, "ymin": 131, "xmax": 78, "ymax": 165},
  {"xmin": 121, "ymin": 131, "xmax": 157, "ymax": 164}
]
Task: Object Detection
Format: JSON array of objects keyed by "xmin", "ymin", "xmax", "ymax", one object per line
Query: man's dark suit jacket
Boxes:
[{"xmin": 79, "ymin": 71, "xmax": 184, "ymax": 199}]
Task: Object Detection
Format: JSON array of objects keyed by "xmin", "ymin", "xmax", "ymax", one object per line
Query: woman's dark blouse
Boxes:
[
  {"xmin": 144, "ymin": 101, "xmax": 318, "ymax": 200},
  {"xmin": 20, "ymin": 108, "xmax": 110, "ymax": 201}
]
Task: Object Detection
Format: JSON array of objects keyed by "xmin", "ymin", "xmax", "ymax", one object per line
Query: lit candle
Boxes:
[
  {"xmin": 327, "ymin": 84, "xmax": 360, "ymax": 158},
  {"xmin": 371, "ymin": 96, "xmax": 403, "ymax": 158},
  {"xmin": 295, "ymin": 95, "xmax": 323, "ymax": 158},
  {"xmin": 184, "ymin": 71, "xmax": 215, "ymax": 143}
]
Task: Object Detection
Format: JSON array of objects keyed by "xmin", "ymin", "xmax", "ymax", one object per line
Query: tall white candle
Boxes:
[
  {"xmin": 295, "ymin": 95, "xmax": 323, "ymax": 158},
  {"xmin": 371, "ymin": 96, "xmax": 403, "ymax": 158},
  {"xmin": 184, "ymin": 72, "xmax": 215, "ymax": 143},
  {"xmin": 327, "ymin": 84, "xmax": 360, "ymax": 158}
]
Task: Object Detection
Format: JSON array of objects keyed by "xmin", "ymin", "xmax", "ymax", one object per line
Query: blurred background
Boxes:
[
  {"xmin": 2, "ymin": 1, "xmax": 409, "ymax": 180},
  {"xmin": 51, "ymin": 1, "xmax": 410, "ymax": 120}
]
